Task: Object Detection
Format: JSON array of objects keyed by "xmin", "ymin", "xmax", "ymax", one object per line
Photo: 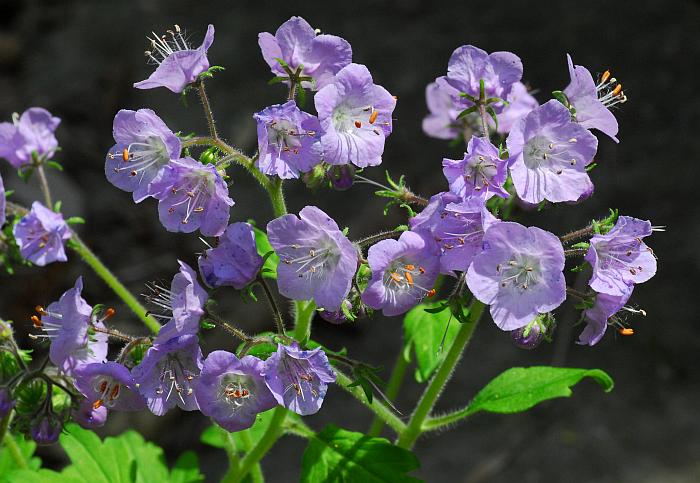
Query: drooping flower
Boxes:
[
  {"xmin": 422, "ymin": 80, "xmax": 461, "ymax": 140},
  {"xmin": 151, "ymin": 157, "xmax": 234, "ymax": 236},
  {"xmin": 507, "ymin": 100, "xmax": 598, "ymax": 204},
  {"xmin": 105, "ymin": 109, "xmax": 181, "ymax": 202},
  {"xmin": 198, "ymin": 222, "xmax": 263, "ymax": 290},
  {"xmin": 263, "ymin": 343, "xmax": 335, "ymax": 416},
  {"xmin": 134, "ymin": 24, "xmax": 215, "ymax": 94},
  {"xmin": 73, "ymin": 362, "xmax": 147, "ymax": 412},
  {"xmin": 267, "ymin": 206, "xmax": 358, "ymax": 311},
  {"xmin": 443, "ymin": 45, "xmax": 523, "ymax": 114},
  {"xmin": 0, "ymin": 108, "xmax": 61, "ymax": 168},
  {"xmin": 467, "ymin": 222, "xmax": 566, "ymax": 330},
  {"xmin": 253, "ymin": 101, "xmax": 323, "ymax": 179},
  {"xmin": 315, "ymin": 63, "xmax": 396, "ymax": 168},
  {"xmin": 148, "ymin": 261, "xmax": 207, "ymax": 344},
  {"xmin": 0, "ymin": 173, "xmax": 5, "ymax": 227},
  {"xmin": 30, "ymin": 414, "xmax": 62, "ymax": 445},
  {"xmin": 258, "ymin": 16, "xmax": 352, "ymax": 90},
  {"xmin": 13, "ymin": 201, "xmax": 71, "ymax": 266},
  {"xmin": 361, "ymin": 230, "xmax": 440, "ymax": 317},
  {"xmin": 132, "ymin": 334, "xmax": 203, "ymax": 416},
  {"xmin": 408, "ymin": 192, "xmax": 462, "ymax": 233},
  {"xmin": 72, "ymin": 400, "xmax": 108, "ymax": 429},
  {"xmin": 430, "ymin": 199, "xmax": 499, "ymax": 274},
  {"xmin": 563, "ymin": 54, "xmax": 623, "ymax": 142},
  {"xmin": 585, "ymin": 216, "xmax": 657, "ymax": 296},
  {"xmin": 34, "ymin": 277, "xmax": 108, "ymax": 375},
  {"xmin": 495, "ymin": 82, "xmax": 539, "ymax": 134},
  {"xmin": 194, "ymin": 351, "xmax": 277, "ymax": 431},
  {"xmin": 442, "ymin": 136, "xmax": 509, "ymax": 200},
  {"xmin": 318, "ymin": 299, "xmax": 352, "ymax": 324},
  {"xmin": 509, "ymin": 312, "xmax": 554, "ymax": 350},
  {"xmin": 578, "ymin": 287, "xmax": 635, "ymax": 346}
]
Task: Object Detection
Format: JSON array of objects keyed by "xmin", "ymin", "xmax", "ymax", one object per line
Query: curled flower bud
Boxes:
[
  {"xmin": 318, "ymin": 300, "xmax": 352, "ymax": 324},
  {"xmin": 509, "ymin": 313, "xmax": 554, "ymax": 350}
]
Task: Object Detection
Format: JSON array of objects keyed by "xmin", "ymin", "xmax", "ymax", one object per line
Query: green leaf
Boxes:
[
  {"xmin": 267, "ymin": 75, "xmax": 288, "ymax": 85},
  {"xmin": 403, "ymin": 302, "xmax": 460, "ymax": 383},
  {"xmin": 0, "ymin": 433, "xmax": 41, "ymax": 473},
  {"xmin": 170, "ymin": 452, "xmax": 204, "ymax": 483},
  {"xmin": 201, "ymin": 409, "xmax": 301, "ymax": 452},
  {"xmin": 249, "ymin": 223, "xmax": 278, "ymax": 280},
  {"xmin": 300, "ymin": 425, "xmax": 421, "ymax": 483},
  {"xmin": 66, "ymin": 217, "xmax": 85, "ymax": 225},
  {"xmin": 464, "ymin": 366, "xmax": 614, "ymax": 416},
  {"xmin": 6, "ymin": 423, "xmax": 202, "ymax": 483}
]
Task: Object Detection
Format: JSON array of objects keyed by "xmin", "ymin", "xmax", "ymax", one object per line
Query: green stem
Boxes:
[
  {"xmin": 220, "ymin": 432, "xmax": 241, "ymax": 480},
  {"xmin": 68, "ymin": 235, "xmax": 160, "ymax": 334},
  {"xmin": 396, "ymin": 301, "xmax": 486, "ymax": 449},
  {"xmin": 197, "ymin": 79, "xmax": 219, "ymax": 140},
  {"xmin": 335, "ymin": 369, "xmax": 406, "ymax": 435},
  {"xmin": 367, "ymin": 351, "xmax": 409, "ymax": 437},
  {"xmin": 266, "ymin": 178, "xmax": 287, "ymax": 218},
  {"xmin": 35, "ymin": 164, "xmax": 52, "ymax": 208},
  {"xmin": 1, "ymin": 415, "xmax": 27, "ymax": 470},
  {"xmin": 237, "ymin": 431, "xmax": 264, "ymax": 483},
  {"xmin": 232, "ymin": 407, "xmax": 287, "ymax": 483},
  {"xmin": 421, "ymin": 405, "xmax": 473, "ymax": 432},
  {"xmin": 293, "ymin": 300, "xmax": 315, "ymax": 343}
]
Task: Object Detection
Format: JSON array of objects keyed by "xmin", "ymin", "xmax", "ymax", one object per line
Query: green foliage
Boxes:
[
  {"xmin": 0, "ymin": 433, "xmax": 42, "ymax": 473},
  {"xmin": 3, "ymin": 423, "xmax": 203, "ymax": 483},
  {"xmin": 403, "ymin": 302, "xmax": 460, "ymax": 383},
  {"xmin": 300, "ymin": 425, "xmax": 421, "ymax": 483},
  {"xmin": 249, "ymin": 222, "xmax": 279, "ymax": 280},
  {"xmin": 463, "ymin": 366, "xmax": 614, "ymax": 417},
  {"xmin": 201, "ymin": 408, "xmax": 301, "ymax": 451}
]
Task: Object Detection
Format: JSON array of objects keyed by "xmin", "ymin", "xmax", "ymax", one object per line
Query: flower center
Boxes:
[
  {"xmin": 464, "ymin": 155, "xmax": 498, "ymax": 192},
  {"xmin": 109, "ymin": 136, "xmax": 170, "ymax": 178},
  {"xmin": 434, "ymin": 211, "xmax": 484, "ymax": 251},
  {"xmin": 266, "ymin": 119, "xmax": 315, "ymax": 156},
  {"xmin": 595, "ymin": 70, "xmax": 627, "ymax": 108},
  {"xmin": 332, "ymin": 104, "xmax": 383, "ymax": 136},
  {"xmin": 167, "ymin": 170, "xmax": 215, "ymax": 225},
  {"xmin": 219, "ymin": 375, "xmax": 253, "ymax": 409},
  {"xmin": 92, "ymin": 377, "xmax": 122, "ymax": 409},
  {"xmin": 282, "ymin": 239, "xmax": 339, "ymax": 280},
  {"xmin": 497, "ymin": 254, "xmax": 541, "ymax": 291},
  {"xmin": 524, "ymin": 135, "xmax": 579, "ymax": 174},
  {"xmin": 144, "ymin": 25, "xmax": 192, "ymax": 64},
  {"xmin": 281, "ymin": 357, "xmax": 319, "ymax": 400},
  {"xmin": 595, "ymin": 239, "xmax": 650, "ymax": 276},
  {"xmin": 155, "ymin": 354, "xmax": 197, "ymax": 403},
  {"xmin": 383, "ymin": 261, "xmax": 435, "ymax": 299}
]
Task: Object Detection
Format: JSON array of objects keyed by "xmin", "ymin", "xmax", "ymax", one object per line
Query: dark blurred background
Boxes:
[{"xmin": 1, "ymin": 0, "xmax": 698, "ymax": 481}]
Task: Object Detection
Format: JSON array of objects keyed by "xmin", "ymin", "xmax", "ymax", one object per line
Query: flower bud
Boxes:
[
  {"xmin": 319, "ymin": 300, "xmax": 353, "ymax": 324},
  {"xmin": 327, "ymin": 165, "xmax": 355, "ymax": 191},
  {"xmin": 72, "ymin": 400, "xmax": 108, "ymax": 429},
  {"xmin": 30, "ymin": 414, "xmax": 62, "ymax": 445},
  {"xmin": 0, "ymin": 388, "xmax": 15, "ymax": 417},
  {"xmin": 509, "ymin": 313, "xmax": 555, "ymax": 350}
]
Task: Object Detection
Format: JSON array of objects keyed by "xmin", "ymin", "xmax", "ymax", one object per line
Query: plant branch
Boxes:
[
  {"xmin": 258, "ymin": 276, "xmax": 286, "ymax": 335},
  {"xmin": 560, "ymin": 225, "xmax": 595, "ymax": 244},
  {"xmin": 230, "ymin": 406, "xmax": 287, "ymax": 483},
  {"xmin": 35, "ymin": 164, "xmax": 52, "ymax": 208},
  {"xmin": 355, "ymin": 229, "xmax": 404, "ymax": 248},
  {"xmin": 368, "ymin": 351, "xmax": 409, "ymax": 437},
  {"xmin": 197, "ymin": 78, "xmax": 219, "ymax": 141}
]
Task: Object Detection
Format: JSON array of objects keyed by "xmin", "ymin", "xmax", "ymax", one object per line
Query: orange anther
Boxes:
[
  {"xmin": 103, "ymin": 308, "xmax": 116, "ymax": 319},
  {"xmin": 122, "ymin": 148, "xmax": 129, "ymax": 162},
  {"xmin": 369, "ymin": 110, "xmax": 379, "ymax": 124},
  {"xmin": 426, "ymin": 288, "xmax": 436, "ymax": 298},
  {"xmin": 390, "ymin": 272, "xmax": 403, "ymax": 283},
  {"xmin": 392, "ymin": 95, "xmax": 398, "ymax": 101},
  {"xmin": 35, "ymin": 305, "xmax": 46, "ymax": 314},
  {"xmin": 130, "ymin": 170, "xmax": 137, "ymax": 177},
  {"xmin": 93, "ymin": 399, "xmax": 104, "ymax": 410},
  {"xmin": 354, "ymin": 120, "xmax": 362, "ymax": 128},
  {"xmin": 600, "ymin": 70, "xmax": 611, "ymax": 83},
  {"xmin": 110, "ymin": 384, "xmax": 121, "ymax": 400},
  {"xmin": 404, "ymin": 264, "xmax": 415, "ymax": 271},
  {"xmin": 99, "ymin": 381, "xmax": 108, "ymax": 393},
  {"xmin": 612, "ymin": 84, "xmax": 623, "ymax": 97},
  {"xmin": 405, "ymin": 272, "xmax": 414, "ymax": 286},
  {"xmin": 31, "ymin": 315, "xmax": 42, "ymax": 327},
  {"xmin": 418, "ymin": 267, "xmax": 426, "ymax": 274},
  {"xmin": 242, "ymin": 389, "xmax": 249, "ymax": 397},
  {"xmin": 618, "ymin": 328, "xmax": 634, "ymax": 336}
]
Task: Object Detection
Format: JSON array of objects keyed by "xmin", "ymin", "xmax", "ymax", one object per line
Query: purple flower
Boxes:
[
  {"xmin": 444, "ymin": 45, "xmax": 523, "ymax": 113},
  {"xmin": 315, "ymin": 63, "xmax": 396, "ymax": 168},
  {"xmin": 253, "ymin": 101, "xmax": 323, "ymax": 179},
  {"xmin": 134, "ymin": 24, "xmax": 215, "ymax": 94},
  {"xmin": 198, "ymin": 222, "xmax": 263, "ymax": 290},
  {"xmin": 409, "ymin": 192, "xmax": 462, "ymax": 233},
  {"xmin": 563, "ymin": 54, "xmax": 622, "ymax": 142},
  {"xmin": 31, "ymin": 415, "xmax": 62, "ymax": 445},
  {"xmin": 0, "ymin": 173, "xmax": 5, "ymax": 227},
  {"xmin": 105, "ymin": 109, "xmax": 181, "ymax": 202},
  {"xmin": 442, "ymin": 136, "xmax": 509, "ymax": 200},
  {"xmin": 578, "ymin": 288, "xmax": 633, "ymax": 346},
  {"xmin": 194, "ymin": 351, "xmax": 276, "ymax": 432},
  {"xmin": 258, "ymin": 16, "xmax": 352, "ymax": 90},
  {"xmin": 72, "ymin": 401, "xmax": 108, "ymax": 429},
  {"xmin": 326, "ymin": 164, "xmax": 355, "ymax": 190},
  {"xmin": 495, "ymin": 82, "xmax": 538, "ymax": 134},
  {"xmin": 73, "ymin": 362, "xmax": 147, "ymax": 412},
  {"xmin": 510, "ymin": 323, "xmax": 544, "ymax": 350},
  {"xmin": 36, "ymin": 277, "xmax": 108, "ymax": 375},
  {"xmin": 467, "ymin": 222, "xmax": 566, "ymax": 330},
  {"xmin": 361, "ymin": 230, "xmax": 440, "ymax": 317},
  {"xmin": 431, "ymin": 199, "xmax": 499, "ymax": 274},
  {"xmin": 132, "ymin": 334, "xmax": 203, "ymax": 416},
  {"xmin": 507, "ymin": 100, "xmax": 598, "ymax": 204},
  {"xmin": 319, "ymin": 299, "xmax": 352, "ymax": 324},
  {"xmin": 151, "ymin": 157, "xmax": 234, "ymax": 236},
  {"xmin": 422, "ymin": 80, "xmax": 461, "ymax": 140},
  {"xmin": 267, "ymin": 206, "xmax": 358, "ymax": 311},
  {"xmin": 0, "ymin": 108, "xmax": 60, "ymax": 168},
  {"xmin": 585, "ymin": 216, "xmax": 657, "ymax": 296},
  {"xmin": 0, "ymin": 388, "xmax": 14, "ymax": 418},
  {"xmin": 151, "ymin": 261, "xmax": 207, "ymax": 344},
  {"xmin": 13, "ymin": 201, "xmax": 71, "ymax": 266},
  {"xmin": 263, "ymin": 343, "xmax": 335, "ymax": 416}
]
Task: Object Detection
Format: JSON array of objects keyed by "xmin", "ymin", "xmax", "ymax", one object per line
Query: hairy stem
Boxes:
[
  {"xmin": 237, "ymin": 431, "xmax": 264, "ymax": 483},
  {"xmin": 355, "ymin": 229, "xmax": 404, "ymax": 248},
  {"xmin": 293, "ymin": 300, "xmax": 315, "ymax": 343},
  {"xmin": 396, "ymin": 301, "xmax": 486, "ymax": 449},
  {"xmin": 205, "ymin": 310, "xmax": 251, "ymax": 342},
  {"xmin": 367, "ymin": 351, "xmax": 409, "ymax": 436},
  {"xmin": 258, "ymin": 276, "xmax": 286, "ymax": 335},
  {"xmin": 68, "ymin": 235, "xmax": 160, "ymax": 334},
  {"xmin": 560, "ymin": 225, "xmax": 595, "ymax": 244},
  {"xmin": 335, "ymin": 369, "xmax": 406, "ymax": 435},
  {"xmin": 421, "ymin": 405, "xmax": 473, "ymax": 432},
  {"xmin": 35, "ymin": 164, "xmax": 52, "ymax": 208},
  {"xmin": 266, "ymin": 178, "xmax": 287, "ymax": 219},
  {"xmin": 197, "ymin": 79, "xmax": 219, "ymax": 141},
  {"xmin": 564, "ymin": 248, "xmax": 588, "ymax": 258}
]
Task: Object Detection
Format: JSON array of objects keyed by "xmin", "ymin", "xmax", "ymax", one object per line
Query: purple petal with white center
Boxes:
[
  {"xmin": 13, "ymin": 201, "xmax": 71, "ymax": 266},
  {"xmin": 442, "ymin": 136, "xmax": 509, "ymax": 200},
  {"xmin": 73, "ymin": 362, "xmax": 146, "ymax": 412}
]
